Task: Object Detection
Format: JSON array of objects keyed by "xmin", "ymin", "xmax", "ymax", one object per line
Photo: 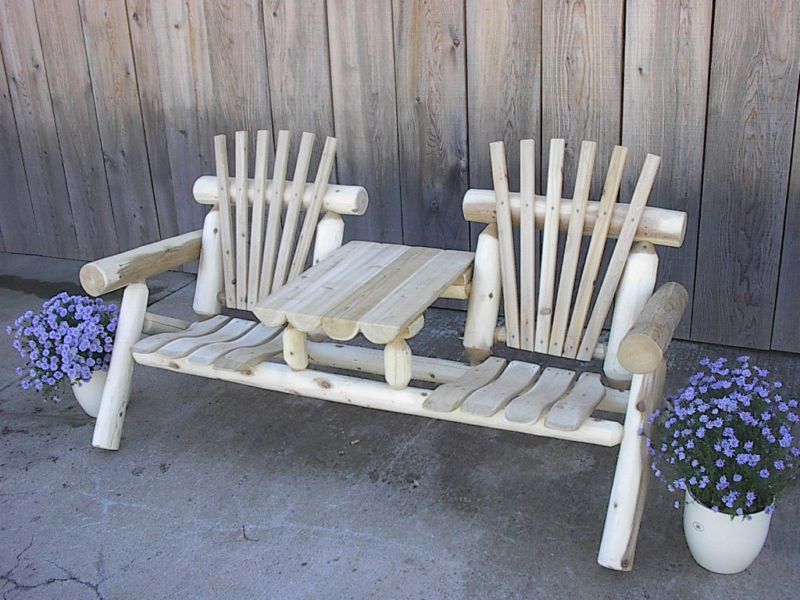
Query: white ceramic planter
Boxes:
[
  {"xmin": 71, "ymin": 370, "xmax": 107, "ymax": 418},
  {"xmin": 683, "ymin": 490, "xmax": 771, "ymax": 574}
]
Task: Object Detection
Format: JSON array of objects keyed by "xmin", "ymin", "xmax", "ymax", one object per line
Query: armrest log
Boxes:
[
  {"xmin": 80, "ymin": 231, "xmax": 203, "ymax": 296},
  {"xmin": 617, "ymin": 282, "xmax": 688, "ymax": 374}
]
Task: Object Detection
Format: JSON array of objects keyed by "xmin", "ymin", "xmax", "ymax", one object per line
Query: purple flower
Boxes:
[{"xmin": 759, "ymin": 469, "xmax": 770, "ymax": 479}]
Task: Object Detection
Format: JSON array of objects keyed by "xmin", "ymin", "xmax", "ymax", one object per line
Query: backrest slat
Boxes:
[
  {"xmin": 272, "ymin": 132, "xmax": 316, "ymax": 292},
  {"xmin": 258, "ymin": 130, "xmax": 291, "ymax": 299},
  {"xmin": 213, "ymin": 134, "xmax": 236, "ymax": 307},
  {"xmin": 534, "ymin": 139, "xmax": 565, "ymax": 353},
  {"xmin": 576, "ymin": 153, "xmax": 660, "ymax": 360},
  {"xmin": 490, "ymin": 141, "xmax": 520, "ymax": 349},
  {"xmin": 246, "ymin": 130, "xmax": 270, "ymax": 309},
  {"xmin": 234, "ymin": 131, "xmax": 249, "ymax": 309},
  {"xmin": 548, "ymin": 141, "xmax": 596, "ymax": 356},
  {"xmin": 562, "ymin": 145, "xmax": 627, "ymax": 359},
  {"xmin": 288, "ymin": 136, "xmax": 337, "ymax": 282},
  {"xmin": 519, "ymin": 139, "xmax": 537, "ymax": 351}
]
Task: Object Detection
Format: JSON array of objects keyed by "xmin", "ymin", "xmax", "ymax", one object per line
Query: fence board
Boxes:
[
  {"xmin": 393, "ymin": 0, "xmax": 470, "ymax": 249},
  {"xmin": 693, "ymin": 0, "xmax": 800, "ymax": 348},
  {"xmin": 35, "ymin": 0, "xmax": 118, "ymax": 258},
  {"xmin": 622, "ymin": 0, "xmax": 712, "ymax": 338},
  {"xmin": 0, "ymin": 0, "xmax": 79, "ymax": 258},
  {"xmin": 0, "ymin": 39, "xmax": 40, "ymax": 255},
  {"xmin": 542, "ymin": 0, "xmax": 623, "ymax": 195},
  {"xmin": 328, "ymin": 0, "xmax": 402, "ymax": 243},
  {"xmin": 80, "ymin": 0, "xmax": 161, "ymax": 249}
]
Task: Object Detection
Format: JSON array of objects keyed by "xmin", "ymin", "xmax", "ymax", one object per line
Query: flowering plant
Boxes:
[
  {"xmin": 7, "ymin": 293, "xmax": 119, "ymax": 402},
  {"xmin": 647, "ymin": 356, "xmax": 799, "ymax": 517}
]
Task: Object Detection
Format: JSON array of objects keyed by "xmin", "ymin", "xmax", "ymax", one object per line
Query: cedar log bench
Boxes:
[{"xmin": 80, "ymin": 131, "xmax": 688, "ymax": 571}]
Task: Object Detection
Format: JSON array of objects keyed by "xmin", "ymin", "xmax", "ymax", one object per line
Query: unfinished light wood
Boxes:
[
  {"xmin": 273, "ymin": 132, "xmax": 316, "ymax": 291},
  {"xmin": 312, "ymin": 212, "xmax": 345, "ymax": 265},
  {"xmin": 246, "ymin": 130, "xmax": 271, "ymax": 309},
  {"xmin": 157, "ymin": 319, "xmax": 255, "ymax": 360},
  {"xmin": 562, "ymin": 146, "xmax": 628, "ymax": 359},
  {"xmin": 490, "ymin": 141, "xmax": 520, "ymax": 348},
  {"xmin": 194, "ymin": 209, "xmax": 224, "ymax": 316},
  {"xmin": 535, "ymin": 139, "xmax": 566, "ymax": 352},
  {"xmin": 283, "ymin": 325, "xmax": 308, "ymax": 371},
  {"xmin": 259, "ymin": 130, "xmax": 291, "ymax": 299},
  {"xmin": 234, "ymin": 131, "xmax": 250, "ymax": 308},
  {"xmin": 385, "ymin": 338, "xmax": 412, "ymax": 390},
  {"xmin": 462, "ymin": 224, "xmax": 502, "ymax": 363},
  {"xmin": 422, "ymin": 357, "xmax": 507, "ymax": 413},
  {"xmin": 461, "ymin": 361, "xmax": 540, "ymax": 418},
  {"xmin": 519, "ymin": 139, "xmax": 537, "ymax": 351},
  {"xmin": 549, "ymin": 141, "xmax": 596, "ymax": 355},
  {"xmin": 132, "ymin": 315, "xmax": 230, "ymax": 355},
  {"xmin": 545, "ymin": 372, "xmax": 606, "ymax": 431},
  {"xmin": 289, "ymin": 136, "xmax": 338, "ymax": 281},
  {"xmin": 504, "ymin": 367, "xmax": 576, "ymax": 424},
  {"xmin": 142, "ymin": 313, "xmax": 190, "ymax": 335},
  {"xmin": 577, "ymin": 154, "xmax": 661, "ymax": 360},
  {"xmin": 214, "ymin": 135, "xmax": 236, "ymax": 307},
  {"xmin": 212, "ymin": 334, "xmax": 285, "ymax": 373},
  {"xmin": 80, "ymin": 231, "xmax": 202, "ymax": 297},
  {"xmin": 618, "ymin": 282, "xmax": 688, "ymax": 374},
  {"xmin": 185, "ymin": 323, "xmax": 279, "ymax": 367}
]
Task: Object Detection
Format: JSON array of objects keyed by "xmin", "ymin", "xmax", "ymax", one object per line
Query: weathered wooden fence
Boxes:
[{"xmin": 1, "ymin": 0, "xmax": 798, "ymax": 352}]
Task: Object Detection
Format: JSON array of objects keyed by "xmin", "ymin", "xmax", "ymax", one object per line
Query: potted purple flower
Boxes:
[
  {"xmin": 647, "ymin": 356, "xmax": 799, "ymax": 573},
  {"xmin": 7, "ymin": 292, "xmax": 119, "ymax": 417}
]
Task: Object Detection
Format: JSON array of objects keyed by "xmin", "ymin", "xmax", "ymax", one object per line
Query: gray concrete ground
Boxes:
[{"xmin": 1, "ymin": 252, "xmax": 798, "ymax": 599}]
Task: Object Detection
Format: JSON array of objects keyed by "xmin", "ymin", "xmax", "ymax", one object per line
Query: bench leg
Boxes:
[
  {"xmin": 463, "ymin": 224, "xmax": 501, "ymax": 364},
  {"xmin": 597, "ymin": 361, "xmax": 666, "ymax": 570},
  {"xmin": 384, "ymin": 338, "xmax": 412, "ymax": 389},
  {"xmin": 283, "ymin": 325, "xmax": 308, "ymax": 370},
  {"xmin": 92, "ymin": 282, "xmax": 149, "ymax": 450}
]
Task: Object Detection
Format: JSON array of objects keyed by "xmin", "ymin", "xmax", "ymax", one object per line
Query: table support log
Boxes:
[
  {"xmin": 384, "ymin": 338, "xmax": 412, "ymax": 389},
  {"xmin": 283, "ymin": 325, "xmax": 308, "ymax": 370}
]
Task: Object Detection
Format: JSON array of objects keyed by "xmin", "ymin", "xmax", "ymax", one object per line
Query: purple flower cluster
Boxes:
[
  {"xmin": 7, "ymin": 292, "xmax": 118, "ymax": 402},
  {"xmin": 647, "ymin": 356, "xmax": 799, "ymax": 517}
]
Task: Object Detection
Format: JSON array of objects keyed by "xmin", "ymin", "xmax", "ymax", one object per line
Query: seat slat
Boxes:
[
  {"xmin": 186, "ymin": 323, "xmax": 279, "ymax": 366},
  {"xmin": 460, "ymin": 360, "xmax": 540, "ymax": 417},
  {"xmin": 545, "ymin": 372, "xmax": 606, "ymax": 431},
  {"xmin": 235, "ymin": 131, "xmax": 249, "ymax": 309},
  {"xmin": 246, "ymin": 130, "xmax": 270, "ymax": 309},
  {"xmin": 576, "ymin": 154, "xmax": 660, "ymax": 361},
  {"xmin": 214, "ymin": 135, "xmax": 236, "ymax": 307},
  {"xmin": 258, "ymin": 130, "xmax": 291, "ymax": 299},
  {"xmin": 158, "ymin": 318, "xmax": 255, "ymax": 360},
  {"xmin": 519, "ymin": 139, "xmax": 537, "ymax": 351},
  {"xmin": 422, "ymin": 357, "xmax": 507, "ymax": 413},
  {"xmin": 535, "ymin": 138, "xmax": 565, "ymax": 352},
  {"xmin": 504, "ymin": 366, "xmax": 576, "ymax": 424},
  {"xmin": 490, "ymin": 141, "xmax": 520, "ymax": 349},
  {"xmin": 549, "ymin": 141, "xmax": 596, "ymax": 356},
  {"xmin": 132, "ymin": 315, "xmax": 229, "ymax": 355},
  {"xmin": 212, "ymin": 333, "xmax": 285, "ymax": 373}
]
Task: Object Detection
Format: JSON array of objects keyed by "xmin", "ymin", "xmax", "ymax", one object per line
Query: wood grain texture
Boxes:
[
  {"xmin": 693, "ymin": 0, "xmax": 800, "ymax": 348},
  {"xmin": 542, "ymin": 0, "xmax": 623, "ymax": 195},
  {"xmin": 0, "ymin": 38, "xmax": 40, "ymax": 254},
  {"xmin": 622, "ymin": 0, "xmax": 712, "ymax": 338},
  {"xmin": 393, "ymin": 0, "xmax": 469, "ymax": 249},
  {"xmin": 80, "ymin": 0, "xmax": 161, "ymax": 249},
  {"xmin": 328, "ymin": 0, "xmax": 402, "ymax": 243},
  {"xmin": 263, "ymin": 0, "xmax": 334, "ymax": 174},
  {"xmin": 35, "ymin": 0, "xmax": 118, "ymax": 258},
  {"xmin": 0, "ymin": 0, "xmax": 79, "ymax": 257}
]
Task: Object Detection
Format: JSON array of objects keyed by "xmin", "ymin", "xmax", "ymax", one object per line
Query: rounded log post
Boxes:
[
  {"xmin": 618, "ymin": 282, "xmax": 688, "ymax": 374},
  {"xmin": 283, "ymin": 325, "xmax": 308, "ymax": 371},
  {"xmin": 193, "ymin": 209, "xmax": 224, "ymax": 316},
  {"xmin": 312, "ymin": 211, "xmax": 345, "ymax": 265},
  {"xmin": 463, "ymin": 224, "xmax": 501, "ymax": 364},
  {"xmin": 603, "ymin": 242, "xmax": 658, "ymax": 389},
  {"xmin": 92, "ymin": 282, "xmax": 149, "ymax": 450},
  {"xmin": 384, "ymin": 338, "xmax": 412, "ymax": 390}
]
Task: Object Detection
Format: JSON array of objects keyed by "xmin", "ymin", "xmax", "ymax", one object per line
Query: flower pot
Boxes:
[
  {"xmin": 683, "ymin": 490, "xmax": 771, "ymax": 574},
  {"xmin": 71, "ymin": 370, "xmax": 107, "ymax": 418}
]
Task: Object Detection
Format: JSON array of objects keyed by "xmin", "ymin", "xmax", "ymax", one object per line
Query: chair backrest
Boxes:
[
  {"xmin": 464, "ymin": 138, "xmax": 686, "ymax": 362},
  {"xmin": 192, "ymin": 130, "xmax": 367, "ymax": 311}
]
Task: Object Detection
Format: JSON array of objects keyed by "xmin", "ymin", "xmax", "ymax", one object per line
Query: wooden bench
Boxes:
[{"xmin": 80, "ymin": 130, "xmax": 687, "ymax": 571}]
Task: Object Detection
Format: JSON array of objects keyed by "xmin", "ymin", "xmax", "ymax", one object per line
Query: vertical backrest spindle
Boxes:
[
  {"xmin": 258, "ymin": 130, "xmax": 291, "ymax": 299},
  {"xmin": 246, "ymin": 130, "xmax": 271, "ymax": 309},
  {"xmin": 519, "ymin": 139, "xmax": 537, "ymax": 351},
  {"xmin": 234, "ymin": 131, "xmax": 249, "ymax": 309},
  {"xmin": 213, "ymin": 134, "xmax": 236, "ymax": 307}
]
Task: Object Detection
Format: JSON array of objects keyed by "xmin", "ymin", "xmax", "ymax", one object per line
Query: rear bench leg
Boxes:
[{"xmin": 92, "ymin": 282, "xmax": 149, "ymax": 450}]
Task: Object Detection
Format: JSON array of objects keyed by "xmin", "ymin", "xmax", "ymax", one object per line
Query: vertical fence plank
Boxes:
[
  {"xmin": 542, "ymin": 0, "xmax": 623, "ymax": 195},
  {"xmin": 328, "ymin": 0, "xmax": 402, "ymax": 243},
  {"xmin": 693, "ymin": 0, "xmax": 800, "ymax": 348},
  {"xmin": 80, "ymin": 0, "xmax": 161, "ymax": 249},
  {"xmin": 0, "ymin": 0, "xmax": 79, "ymax": 258},
  {"xmin": 393, "ymin": 0, "xmax": 470, "ymax": 249},
  {"xmin": 771, "ymin": 88, "xmax": 800, "ymax": 352},
  {"xmin": 263, "ymin": 0, "xmax": 334, "ymax": 173},
  {"xmin": 0, "ymin": 39, "xmax": 40, "ymax": 255},
  {"xmin": 35, "ymin": 0, "xmax": 119, "ymax": 258},
  {"xmin": 622, "ymin": 0, "xmax": 712, "ymax": 339}
]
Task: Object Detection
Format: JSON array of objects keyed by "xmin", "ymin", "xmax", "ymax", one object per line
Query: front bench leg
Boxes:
[
  {"xmin": 283, "ymin": 325, "xmax": 308, "ymax": 370},
  {"xmin": 384, "ymin": 338, "xmax": 412, "ymax": 390}
]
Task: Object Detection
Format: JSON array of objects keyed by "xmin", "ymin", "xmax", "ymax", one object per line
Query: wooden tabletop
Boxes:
[{"xmin": 253, "ymin": 241, "xmax": 474, "ymax": 344}]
